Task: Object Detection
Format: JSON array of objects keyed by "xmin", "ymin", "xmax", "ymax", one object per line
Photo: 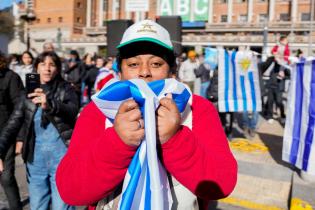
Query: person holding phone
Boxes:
[
  {"xmin": 0, "ymin": 51, "xmax": 79, "ymax": 210},
  {"xmin": 0, "ymin": 51, "xmax": 24, "ymax": 210},
  {"xmin": 14, "ymin": 51, "xmax": 34, "ymax": 86},
  {"xmin": 56, "ymin": 20, "xmax": 237, "ymax": 210}
]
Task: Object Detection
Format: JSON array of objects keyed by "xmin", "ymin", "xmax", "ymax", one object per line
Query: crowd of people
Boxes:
[{"xmin": 0, "ymin": 19, "xmax": 303, "ymax": 210}]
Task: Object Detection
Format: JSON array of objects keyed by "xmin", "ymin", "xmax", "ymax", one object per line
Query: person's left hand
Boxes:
[
  {"xmin": 28, "ymin": 88, "xmax": 48, "ymax": 110},
  {"xmin": 156, "ymin": 94, "xmax": 181, "ymax": 144},
  {"xmin": 0, "ymin": 159, "xmax": 3, "ymax": 173},
  {"xmin": 15, "ymin": 141, "xmax": 23, "ymax": 155},
  {"xmin": 278, "ymin": 70, "xmax": 285, "ymax": 79}
]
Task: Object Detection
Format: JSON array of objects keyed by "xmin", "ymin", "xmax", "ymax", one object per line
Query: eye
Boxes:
[
  {"xmin": 127, "ymin": 62, "xmax": 139, "ymax": 68},
  {"xmin": 151, "ymin": 62, "xmax": 163, "ymax": 68}
]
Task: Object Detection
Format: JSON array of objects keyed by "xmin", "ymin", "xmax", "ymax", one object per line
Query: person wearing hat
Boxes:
[
  {"xmin": 56, "ymin": 20, "xmax": 237, "ymax": 210},
  {"xmin": 178, "ymin": 50, "xmax": 200, "ymax": 93}
]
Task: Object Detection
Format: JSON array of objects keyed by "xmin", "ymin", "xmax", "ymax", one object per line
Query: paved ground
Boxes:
[{"xmin": 1, "ymin": 114, "xmax": 314, "ymax": 210}]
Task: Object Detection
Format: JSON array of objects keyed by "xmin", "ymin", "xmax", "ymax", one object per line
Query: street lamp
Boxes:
[
  {"xmin": 308, "ymin": 0, "xmax": 315, "ymax": 56},
  {"xmin": 262, "ymin": 20, "xmax": 268, "ymax": 62},
  {"xmin": 20, "ymin": 10, "xmax": 36, "ymax": 51},
  {"xmin": 56, "ymin": 28, "xmax": 62, "ymax": 52}
]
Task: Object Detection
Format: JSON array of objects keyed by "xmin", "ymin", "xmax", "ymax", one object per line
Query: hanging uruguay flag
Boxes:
[
  {"xmin": 282, "ymin": 60, "xmax": 315, "ymax": 175},
  {"xmin": 92, "ymin": 78, "xmax": 191, "ymax": 210},
  {"xmin": 218, "ymin": 49, "xmax": 262, "ymax": 112},
  {"xmin": 204, "ymin": 47, "xmax": 218, "ymax": 70}
]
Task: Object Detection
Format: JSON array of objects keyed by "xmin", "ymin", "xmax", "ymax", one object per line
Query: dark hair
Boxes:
[
  {"xmin": 0, "ymin": 51, "xmax": 8, "ymax": 70},
  {"xmin": 34, "ymin": 51, "xmax": 62, "ymax": 72},
  {"xmin": 116, "ymin": 41, "xmax": 177, "ymax": 74},
  {"xmin": 296, "ymin": 49, "xmax": 303, "ymax": 57},
  {"xmin": 21, "ymin": 51, "xmax": 34, "ymax": 65},
  {"xmin": 70, "ymin": 50, "xmax": 80, "ymax": 60}
]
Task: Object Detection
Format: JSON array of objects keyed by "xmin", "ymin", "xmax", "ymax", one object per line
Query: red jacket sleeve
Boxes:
[
  {"xmin": 56, "ymin": 102, "xmax": 137, "ymax": 206},
  {"xmin": 284, "ymin": 44, "xmax": 290, "ymax": 63},
  {"xmin": 161, "ymin": 95, "xmax": 237, "ymax": 200},
  {"xmin": 271, "ymin": 45, "xmax": 278, "ymax": 55}
]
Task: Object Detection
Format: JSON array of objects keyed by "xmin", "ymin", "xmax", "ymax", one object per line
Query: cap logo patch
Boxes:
[{"xmin": 137, "ymin": 23, "xmax": 157, "ymax": 34}]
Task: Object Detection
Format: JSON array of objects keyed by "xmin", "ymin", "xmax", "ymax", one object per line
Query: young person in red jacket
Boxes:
[{"xmin": 56, "ymin": 19, "xmax": 237, "ymax": 210}]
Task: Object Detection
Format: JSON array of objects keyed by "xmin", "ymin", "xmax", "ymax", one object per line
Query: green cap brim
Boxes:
[{"xmin": 117, "ymin": 37, "xmax": 173, "ymax": 51}]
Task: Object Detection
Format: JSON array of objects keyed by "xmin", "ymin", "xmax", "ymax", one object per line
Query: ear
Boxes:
[{"xmin": 118, "ymin": 71, "xmax": 122, "ymax": 80}]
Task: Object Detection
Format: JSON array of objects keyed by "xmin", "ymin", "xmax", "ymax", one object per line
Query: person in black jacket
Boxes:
[
  {"xmin": 206, "ymin": 69, "xmax": 234, "ymax": 138},
  {"xmin": 194, "ymin": 58, "xmax": 212, "ymax": 98},
  {"xmin": 0, "ymin": 51, "xmax": 79, "ymax": 210},
  {"xmin": 0, "ymin": 52, "xmax": 24, "ymax": 210},
  {"xmin": 260, "ymin": 56, "xmax": 290, "ymax": 124}
]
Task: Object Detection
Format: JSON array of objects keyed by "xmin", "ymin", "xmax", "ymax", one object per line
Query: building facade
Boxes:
[{"xmin": 26, "ymin": 0, "xmax": 315, "ymax": 57}]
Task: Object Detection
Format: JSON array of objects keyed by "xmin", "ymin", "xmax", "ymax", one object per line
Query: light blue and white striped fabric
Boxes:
[
  {"xmin": 218, "ymin": 49, "xmax": 262, "ymax": 112},
  {"xmin": 92, "ymin": 78, "xmax": 191, "ymax": 210},
  {"xmin": 283, "ymin": 60, "xmax": 315, "ymax": 175}
]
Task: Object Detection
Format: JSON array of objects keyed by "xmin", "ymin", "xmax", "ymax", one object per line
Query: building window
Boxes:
[
  {"xmin": 236, "ymin": 0, "xmax": 246, "ymax": 3},
  {"xmin": 301, "ymin": 13, "xmax": 311, "ymax": 21},
  {"xmin": 58, "ymin": 17, "xmax": 63, "ymax": 23},
  {"xmin": 47, "ymin": 18, "xmax": 51, "ymax": 23},
  {"xmin": 259, "ymin": 14, "xmax": 267, "ymax": 23},
  {"xmin": 280, "ymin": 13, "xmax": 290, "ymax": 21},
  {"xmin": 220, "ymin": 0, "xmax": 227, "ymax": 3},
  {"xmin": 76, "ymin": 17, "xmax": 82, "ymax": 23},
  {"xmin": 36, "ymin": 19, "xmax": 40, "ymax": 23},
  {"xmin": 77, "ymin": 2, "xmax": 81, "ymax": 8},
  {"xmin": 221, "ymin": 15, "xmax": 228, "ymax": 22},
  {"xmin": 239, "ymin": 15, "xmax": 247, "ymax": 23}
]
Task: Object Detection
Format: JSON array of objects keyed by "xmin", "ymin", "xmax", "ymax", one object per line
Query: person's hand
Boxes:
[
  {"xmin": 278, "ymin": 70, "xmax": 285, "ymax": 79},
  {"xmin": 28, "ymin": 88, "xmax": 48, "ymax": 110},
  {"xmin": 15, "ymin": 141, "xmax": 23, "ymax": 155},
  {"xmin": 0, "ymin": 159, "xmax": 3, "ymax": 173},
  {"xmin": 114, "ymin": 99, "xmax": 144, "ymax": 147},
  {"xmin": 156, "ymin": 94, "xmax": 181, "ymax": 144}
]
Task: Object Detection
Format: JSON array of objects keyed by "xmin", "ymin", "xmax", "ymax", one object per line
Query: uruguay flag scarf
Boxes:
[{"xmin": 92, "ymin": 78, "xmax": 192, "ymax": 210}]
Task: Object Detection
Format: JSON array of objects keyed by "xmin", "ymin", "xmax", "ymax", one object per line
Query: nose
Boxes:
[
  {"xmin": 139, "ymin": 63, "xmax": 151, "ymax": 78},
  {"xmin": 44, "ymin": 64, "xmax": 50, "ymax": 71}
]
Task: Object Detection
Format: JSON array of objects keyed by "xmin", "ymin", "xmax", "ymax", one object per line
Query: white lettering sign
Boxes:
[{"xmin": 160, "ymin": 0, "xmax": 209, "ymax": 21}]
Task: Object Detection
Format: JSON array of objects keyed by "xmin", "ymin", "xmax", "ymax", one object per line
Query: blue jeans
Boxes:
[
  {"xmin": 242, "ymin": 111, "xmax": 259, "ymax": 130},
  {"xmin": 200, "ymin": 81, "xmax": 210, "ymax": 98},
  {"xmin": 26, "ymin": 139, "xmax": 74, "ymax": 210}
]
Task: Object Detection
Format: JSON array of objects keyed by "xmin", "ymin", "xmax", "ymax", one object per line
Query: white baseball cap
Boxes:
[{"xmin": 117, "ymin": 19, "xmax": 173, "ymax": 51}]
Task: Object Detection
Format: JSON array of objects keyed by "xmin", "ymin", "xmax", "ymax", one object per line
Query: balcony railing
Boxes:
[
  {"xmin": 84, "ymin": 26, "xmax": 107, "ymax": 35},
  {"xmin": 182, "ymin": 34, "xmax": 311, "ymax": 44},
  {"xmin": 194, "ymin": 21, "xmax": 315, "ymax": 32}
]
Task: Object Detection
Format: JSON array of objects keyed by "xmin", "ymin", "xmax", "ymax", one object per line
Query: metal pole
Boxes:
[
  {"xmin": 308, "ymin": 0, "xmax": 315, "ymax": 56},
  {"xmin": 26, "ymin": 26, "xmax": 30, "ymax": 51},
  {"xmin": 262, "ymin": 20, "xmax": 268, "ymax": 61}
]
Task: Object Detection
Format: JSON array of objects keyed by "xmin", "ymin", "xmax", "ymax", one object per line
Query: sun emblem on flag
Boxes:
[{"xmin": 239, "ymin": 58, "xmax": 251, "ymax": 72}]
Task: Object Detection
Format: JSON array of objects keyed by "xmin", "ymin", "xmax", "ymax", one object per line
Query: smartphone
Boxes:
[{"xmin": 25, "ymin": 73, "xmax": 40, "ymax": 94}]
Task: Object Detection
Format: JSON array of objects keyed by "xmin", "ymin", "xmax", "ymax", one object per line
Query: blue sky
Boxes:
[{"xmin": 0, "ymin": 0, "xmax": 23, "ymax": 10}]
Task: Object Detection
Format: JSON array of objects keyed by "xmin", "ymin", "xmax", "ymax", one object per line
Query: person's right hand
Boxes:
[
  {"xmin": 15, "ymin": 141, "xmax": 23, "ymax": 155},
  {"xmin": 0, "ymin": 159, "xmax": 3, "ymax": 173},
  {"xmin": 114, "ymin": 99, "xmax": 144, "ymax": 147}
]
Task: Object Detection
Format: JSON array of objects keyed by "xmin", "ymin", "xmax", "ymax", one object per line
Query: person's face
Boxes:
[
  {"xmin": 280, "ymin": 38, "xmax": 288, "ymax": 45},
  {"xmin": 96, "ymin": 58, "xmax": 104, "ymax": 68},
  {"xmin": 43, "ymin": 44, "xmax": 54, "ymax": 52},
  {"xmin": 189, "ymin": 56, "xmax": 196, "ymax": 62},
  {"xmin": 37, "ymin": 56, "xmax": 58, "ymax": 84},
  {"xmin": 22, "ymin": 53, "xmax": 32, "ymax": 65},
  {"xmin": 85, "ymin": 54, "xmax": 93, "ymax": 65},
  {"xmin": 119, "ymin": 54, "xmax": 170, "ymax": 82}
]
